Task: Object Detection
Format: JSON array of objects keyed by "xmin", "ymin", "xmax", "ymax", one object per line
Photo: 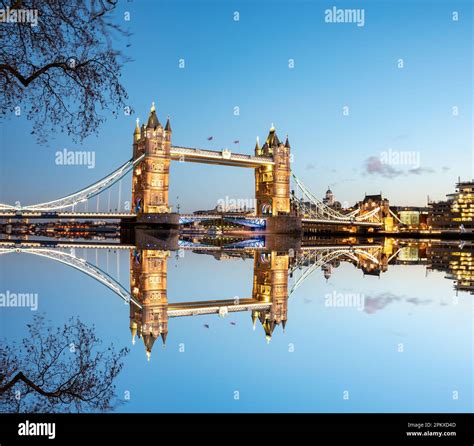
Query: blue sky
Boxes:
[{"xmin": 0, "ymin": 0, "xmax": 472, "ymax": 212}]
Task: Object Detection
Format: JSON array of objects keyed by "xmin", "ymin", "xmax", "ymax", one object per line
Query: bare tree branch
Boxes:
[
  {"xmin": 0, "ymin": 0, "xmax": 131, "ymax": 144},
  {"xmin": 0, "ymin": 315, "xmax": 129, "ymax": 413}
]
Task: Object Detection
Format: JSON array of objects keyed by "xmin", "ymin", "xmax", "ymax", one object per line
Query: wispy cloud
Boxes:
[
  {"xmin": 363, "ymin": 291, "xmax": 431, "ymax": 314},
  {"xmin": 363, "ymin": 156, "xmax": 402, "ymax": 178},
  {"xmin": 408, "ymin": 167, "xmax": 435, "ymax": 175},
  {"xmin": 363, "ymin": 156, "xmax": 435, "ymax": 179}
]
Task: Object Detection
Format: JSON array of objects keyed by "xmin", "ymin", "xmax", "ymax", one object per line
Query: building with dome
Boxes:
[{"xmin": 323, "ymin": 186, "xmax": 342, "ymax": 210}]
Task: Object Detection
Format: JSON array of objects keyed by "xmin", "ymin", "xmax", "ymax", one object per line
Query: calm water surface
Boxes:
[{"xmin": 1, "ymin": 238, "xmax": 472, "ymax": 412}]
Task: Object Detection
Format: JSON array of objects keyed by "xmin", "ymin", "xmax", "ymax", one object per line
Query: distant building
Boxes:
[
  {"xmin": 357, "ymin": 194, "xmax": 392, "ymax": 230},
  {"xmin": 390, "ymin": 206, "xmax": 430, "ymax": 229},
  {"xmin": 323, "ymin": 187, "xmax": 334, "ymax": 206},
  {"xmin": 428, "ymin": 180, "xmax": 474, "ymax": 231},
  {"xmin": 322, "ymin": 186, "xmax": 342, "ymax": 210}
]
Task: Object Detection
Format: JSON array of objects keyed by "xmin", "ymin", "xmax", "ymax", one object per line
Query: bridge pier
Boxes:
[
  {"xmin": 135, "ymin": 212, "xmax": 179, "ymax": 228},
  {"xmin": 264, "ymin": 233, "xmax": 301, "ymax": 252},
  {"xmin": 121, "ymin": 226, "xmax": 179, "ymax": 250},
  {"xmin": 264, "ymin": 215, "xmax": 302, "ymax": 235}
]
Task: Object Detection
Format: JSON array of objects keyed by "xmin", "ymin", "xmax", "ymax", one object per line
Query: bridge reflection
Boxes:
[
  {"xmin": 1, "ymin": 237, "xmax": 472, "ymax": 360},
  {"xmin": 128, "ymin": 240, "xmax": 389, "ymax": 359}
]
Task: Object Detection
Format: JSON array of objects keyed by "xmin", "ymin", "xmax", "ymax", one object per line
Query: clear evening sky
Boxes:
[{"xmin": 0, "ymin": 0, "xmax": 472, "ymax": 211}]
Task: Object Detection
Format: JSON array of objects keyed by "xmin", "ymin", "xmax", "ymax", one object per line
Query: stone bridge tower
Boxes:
[
  {"xmin": 255, "ymin": 126, "xmax": 291, "ymax": 217},
  {"xmin": 129, "ymin": 249, "xmax": 169, "ymax": 360},
  {"xmin": 251, "ymin": 250, "xmax": 289, "ymax": 342},
  {"xmin": 132, "ymin": 103, "xmax": 177, "ymax": 226}
]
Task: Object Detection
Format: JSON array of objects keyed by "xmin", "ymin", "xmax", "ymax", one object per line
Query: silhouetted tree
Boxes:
[
  {"xmin": 0, "ymin": 0, "xmax": 130, "ymax": 143},
  {"xmin": 0, "ymin": 314, "xmax": 129, "ymax": 413}
]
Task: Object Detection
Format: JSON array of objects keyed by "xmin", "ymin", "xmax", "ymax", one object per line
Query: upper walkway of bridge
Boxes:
[{"xmin": 170, "ymin": 146, "xmax": 274, "ymax": 168}]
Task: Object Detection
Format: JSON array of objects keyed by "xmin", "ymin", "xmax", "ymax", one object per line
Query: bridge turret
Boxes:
[
  {"xmin": 146, "ymin": 101, "xmax": 161, "ymax": 129},
  {"xmin": 164, "ymin": 116, "xmax": 172, "ymax": 134},
  {"xmin": 130, "ymin": 319, "xmax": 138, "ymax": 345},
  {"xmin": 132, "ymin": 118, "xmax": 141, "ymax": 160},
  {"xmin": 134, "ymin": 117, "xmax": 140, "ymax": 141},
  {"xmin": 254, "ymin": 136, "xmax": 261, "ymax": 156},
  {"xmin": 251, "ymin": 310, "xmax": 259, "ymax": 330}
]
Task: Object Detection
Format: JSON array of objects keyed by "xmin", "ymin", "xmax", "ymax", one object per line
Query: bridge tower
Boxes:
[
  {"xmin": 255, "ymin": 126, "xmax": 291, "ymax": 217},
  {"xmin": 132, "ymin": 103, "xmax": 177, "ymax": 226},
  {"xmin": 129, "ymin": 249, "xmax": 169, "ymax": 360},
  {"xmin": 251, "ymin": 251, "xmax": 289, "ymax": 342}
]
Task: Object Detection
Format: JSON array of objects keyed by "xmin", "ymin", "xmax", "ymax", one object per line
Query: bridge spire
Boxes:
[
  {"xmin": 265, "ymin": 124, "xmax": 279, "ymax": 148},
  {"xmin": 143, "ymin": 334, "xmax": 156, "ymax": 361},
  {"xmin": 251, "ymin": 311, "xmax": 258, "ymax": 330},
  {"xmin": 130, "ymin": 320, "xmax": 138, "ymax": 345},
  {"xmin": 284, "ymin": 135, "xmax": 291, "ymax": 148},
  {"xmin": 164, "ymin": 116, "xmax": 172, "ymax": 132},
  {"xmin": 134, "ymin": 117, "xmax": 140, "ymax": 140},
  {"xmin": 254, "ymin": 136, "xmax": 261, "ymax": 155},
  {"xmin": 147, "ymin": 101, "xmax": 161, "ymax": 129}
]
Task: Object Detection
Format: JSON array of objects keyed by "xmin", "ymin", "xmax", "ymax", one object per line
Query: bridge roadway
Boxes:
[
  {"xmin": 0, "ymin": 211, "xmax": 382, "ymax": 227},
  {"xmin": 301, "ymin": 217, "xmax": 381, "ymax": 227},
  {"xmin": 0, "ymin": 211, "xmax": 136, "ymax": 219},
  {"xmin": 0, "ymin": 239, "xmax": 379, "ymax": 252}
]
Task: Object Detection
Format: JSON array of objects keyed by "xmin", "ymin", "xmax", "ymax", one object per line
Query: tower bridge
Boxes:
[{"xmin": 0, "ymin": 102, "xmax": 392, "ymax": 232}]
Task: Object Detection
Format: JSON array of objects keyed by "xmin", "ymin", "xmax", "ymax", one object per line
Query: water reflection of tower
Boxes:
[
  {"xmin": 251, "ymin": 251, "xmax": 289, "ymax": 343},
  {"xmin": 129, "ymin": 249, "xmax": 169, "ymax": 360},
  {"xmin": 322, "ymin": 263, "xmax": 332, "ymax": 280}
]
